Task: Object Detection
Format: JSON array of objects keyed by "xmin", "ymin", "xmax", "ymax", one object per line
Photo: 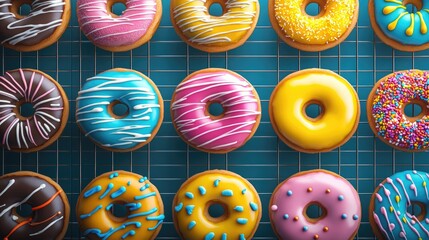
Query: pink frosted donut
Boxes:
[
  {"xmin": 77, "ymin": 0, "xmax": 162, "ymax": 52},
  {"xmin": 270, "ymin": 170, "xmax": 361, "ymax": 240},
  {"xmin": 171, "ymin": 68, "xmax": 261, "ymax": 153}
]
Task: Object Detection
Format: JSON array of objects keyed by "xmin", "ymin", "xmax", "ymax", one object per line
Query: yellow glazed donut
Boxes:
[
  {"xmin": 173, "ymin": 170, "xmax": 261, "ymax": 239},
  {"xmin": 269, "ymin": 69, "xmax": 360, "ymax": 153},
  {"xmin": 170, "ymin": 0, "xmax": 259, "ymax": 53},
  {"xmin": 76, "ymin": 171, "xmax": 164, "ymax": 240},
  {"xmin": 269, "ymin": 0, "xmax": 359, "ymax": 51}
]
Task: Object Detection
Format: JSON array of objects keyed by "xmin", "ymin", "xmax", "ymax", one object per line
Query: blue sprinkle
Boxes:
[
  {"xmin": 185, "ymin": 205, "xmax": 195, "ymax": 215},
  {"xmin": 353, "ymin": 214, "xmax": 359, "ymax": 220},
  {"xmin": 239, "ymin": 233, "xmax": 246, "ymax": 240},
  {"xmin": 83, "ymin": 222, "xmax": 141, "ymax": 239},
  {"xmin": 241, "ymin": 189, "xmax": 246, "ymax": 195},
  {"xmin": 221, "ymin": 189, "xmax": 233, "ymax": 197},
  {"xmin": 127, "ymin": 203, "xmax": 142, "ymax": 211},
  {"xmin": 214, "ymin": 179, "xmax": 220, "ymax": 187},
  {"xmin": 221, "ymin": 233, "xmax": 227, "ymax": 240},
  {"xmin": 84, "ymin": 185, "xmax": 102, "ymax": 198},
  {"xmin": 99, "ymin": 183, "xmax": 114, "ymax": 199},
  {"xmin": 127, "ymin": 181, "xmax": 131, "ymax": 186},
  {"xmin": 110, "ymin": 186, "xmax": 126, "ymax": 199},
  {"xmin": 287, "ymin": 190, "xmax": 293, "ymax": 196},
  {"xmin": 106, "ymin": 203, "xmax": 113, "ymax": 211},
  {"xmin": 139, "ymin": 177, "xmax": 147, "ymax": 183},
  {"xmin": 303, "ymin": 226, "xmax": 308, "ymax": 232},
  {"xmin": 198, "ymin": 186, "xmax": 206, "ymax": 195},
  {"xmin": 147, "ymin": 215, "xmax": 165, "ymax": 231},
  {"xmin": 128, "ymin": 207, "xmax": 158, "ymax": 219},
  {"xmin": 185, "ymin": 192, "xmax": 194, "ymax": 199},
  {"xmin": 188, "ymin": 221, "xmax": 196, "ymax": 230},
  {"xmin": 205, "ymin": 232, "xmax": 215, "ymax": 240},
  {"xmin": 140, "ymin": 183, "xmax": 151, "ymax": 191},
  {"xmin": 109, "ymin": 172, "xmax": 119, "ymax": 179},
  {"xmin": 121, "ymin": 230, "xmax": 135, "ymax": 239},
  {"xmin": 175, "ymin": 202, "xmax": 183, "ymax": 212},
  {"xmin": 283, "ymin": 214, "xmax": 289, "ymax": 219},
  {"xmin": 249, "ymin": 202, "xmax": 258, "ymax": 211},
  {"xmin": 237, "ymin": 218, "xmax": 248, "ymax": 224},
  {"xmin": 341, "ymin": 214, "xmax": 347, "ymax": 219},
  {"xmin": 234, "ymin": 206, "xmax": 244, "ymax": 212},
  {"xmin": 338, "ymin": 195, "xmax": 344, "ymax": 201},
  {"xmin": 80, "ymin": 204, "xmax": 103, "ymax": 219},
  {"xmin": 134, "ymin": 192, "xmax": 156, "ymax": 200}
]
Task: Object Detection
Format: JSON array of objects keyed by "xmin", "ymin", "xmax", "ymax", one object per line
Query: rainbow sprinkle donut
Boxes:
[{"xmin": 367, "ymin": 70, "xmax": 429, "ymax": 151}]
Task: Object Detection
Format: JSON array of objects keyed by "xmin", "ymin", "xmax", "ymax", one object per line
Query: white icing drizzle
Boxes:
[
  {"xmin": 172, "ymin": 0, "xmax": 258, "ymax": 44},
  {"xmin": 0, "ymin": 0, "xmax": 65, "ymax": 45},
  {"xmin": 0, "ymin": 179, "xmax": 15, "ymax": 197},
  {"xmin": 0, "ymin": 183, "xmax": 45, "ymax": 217},
  {"xmin": 29, "ymin": 216, "xmax": 64, "ymax": 236}
]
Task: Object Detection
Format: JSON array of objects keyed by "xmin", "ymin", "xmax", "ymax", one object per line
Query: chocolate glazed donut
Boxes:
[
  {"xmin": 0, "ymin": 171, "xmax": 70, "ymax": 240},
  {"xmin": 0, "ymin": 0, "xmax": 71, "ymax": 51},
  {"xmin": 0, "ymin": 69, "xmax": 69, "ymax": 152}
]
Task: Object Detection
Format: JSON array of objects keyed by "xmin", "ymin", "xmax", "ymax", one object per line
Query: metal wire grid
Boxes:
[{"xmin": 2, "ymin": 0, "xmax": 429, "ymax": 239}]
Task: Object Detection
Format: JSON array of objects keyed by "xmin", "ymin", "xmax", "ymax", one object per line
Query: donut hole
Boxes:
[
  {"xmin": 403, "ymin": 100, "xmax": 428, "ymax": 121},
  {"xmin": 18, "ymin": 3, "xmax": 31, "ymax": 16},
  {"xmin": 14, "ymin": 101, "xmax": 35, "ymax": 120},
  {"xmin": 303, "ymin": 0, "xmax": 327, "ymax": 17},
  {"xmin": 14, "ymin": 203, "xmax": 33, "ymax": 219},
  {"xmin": 108, "ymin": 202, "xmax": 130, "ymax": 222},
  {"xmin": 304, "ymin": 102, "xmax": 324, "ymax": 120},
  {"xmin": 207, "ymin": 102, "xmax": 225, "ymax": 118},
  {"xmin": 10, "ymin": 0, "xmax": 32, "ymax": 18},
  {"xmin": 108, "ymin": 100, "xmax": 129, "ymax": 119},
  {"xmin": 404, "ymin": 103, "xmax": 422, "ymax": 117},
  {"xmin": 304, "ymin": 202, "xmax": 327, "ymax": 223},
  {"xmin": 206, "ymin": 1, "xmax": 226, "ymax": 17},
  {"xmin": 107, "ymin": 0, "xmax": 127, "ymax": 17},
  {"xmin": 206, "ymin": 201, "xmax": 228, "ymax": 222},
  {"xmin": 403, "ymin": 0, "xmax": 422, "ymax": 13},
  {"xmin": 407, "ymin": 202, "xmax": 426, "ymax": 221}
]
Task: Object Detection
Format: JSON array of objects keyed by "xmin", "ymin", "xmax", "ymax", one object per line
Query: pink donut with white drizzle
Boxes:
[
  {"xmin": 77, "ymin": 0, "xmax": 162, "ymax": 52},
  {"xmin": 270, "ymin": 170, "xmax": 361, "ymax": 240},
  {"xmin": 171, "ymin": 68, "xmax": 261, "ymax": 153}
]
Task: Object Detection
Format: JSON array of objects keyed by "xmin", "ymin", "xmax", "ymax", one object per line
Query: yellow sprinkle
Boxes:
[
  {"xmin": 406, "ymin": 13, "xmax": 415, "ymax": 36},
  {"xmin": 417, "ymin": 12, "xmax": 427, "ymax": 34},
  {"xmin": 390, "ymin": 206, "xmax": 394, "ymax": 212},
  {"xmin": 402, "ymin": 217, "xmax": 407, "ymax": 223},
  {"xmin": 423, "ymin": 181, "xmax": 427, "ymax": 187},
  {"xmin": 395, "ymin": 195, "xmax": 400, "ymax": 203}
]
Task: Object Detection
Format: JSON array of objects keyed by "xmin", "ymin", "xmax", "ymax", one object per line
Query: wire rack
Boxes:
[{"xmin": 2, "ymin": 0, "xmax": 429, "ymax": 239}]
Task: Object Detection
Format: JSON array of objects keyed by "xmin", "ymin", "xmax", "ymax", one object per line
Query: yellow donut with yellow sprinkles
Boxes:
[{"xmin": 269, "ymin": 0, "xmax": 359, "ymax": 51}]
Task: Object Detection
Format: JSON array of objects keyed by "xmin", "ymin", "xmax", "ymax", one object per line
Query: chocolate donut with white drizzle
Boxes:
[
  {"xmin": 0, "ymin": 69, "xmax": 69, "ymax": 152},
  {"xmin": 0, "ymin": 171, "xmax": 70, "ymax": 240}
]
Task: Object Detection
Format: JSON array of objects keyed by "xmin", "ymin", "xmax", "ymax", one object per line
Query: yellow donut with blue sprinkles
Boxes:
[
  {"xmin": 173, "ymin": 170, "xmax": 262, "ymax": 240},
  {"xmin": 170, "ymin": 0, "xmax": 260, "ymax": 53},
  {"xmin": 269, "ymin": 0, "xmax": 359, "ymax": 51}
]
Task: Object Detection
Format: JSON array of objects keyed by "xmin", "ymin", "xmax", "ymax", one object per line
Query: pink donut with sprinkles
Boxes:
[
  {"xmin": 367, "ymin": 70, "xmax": 429, "ymax": 151},
  {"xmin": 269, "ymin": 170, "xmax": 361, "ymax": 240},
  {"xmin": 171, "ymin": 68, "xmax": 261, "ymax": 153},
  {"xmin": 77, "ymin": 0, "xmax": 162, "ymax": 52}
]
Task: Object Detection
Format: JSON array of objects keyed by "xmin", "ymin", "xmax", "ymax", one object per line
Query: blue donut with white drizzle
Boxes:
[
  {"xmin": 370, "ymin": 170, "xmax": 429, "ymax": 239},
  {"xmin": 76, "ymin": 171, "xmax": 164, "ymax": 240},
  {"xmin": 76, "ymin": 68, "xmax": 163, "ymax": 152},
  {"xmin": 369, "ymin": 0, "xmax": 429, "ymax": 51}
]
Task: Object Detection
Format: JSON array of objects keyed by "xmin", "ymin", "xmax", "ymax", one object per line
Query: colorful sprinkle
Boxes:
[
  {"xmin": 237, "ymin": 218, "xmax": 248, "ymax": 224},
  {"xmin": 174, "ymin": 202, "xmax": 183, "ymax": 212},
  {"xmin": 185, "ymin": 192, "xmax": 194, "ymax": 199},
  {"xmin": 188, "ymin": 221, "xmax": 196, "ymax": 230},
  {"xmin": 234, "ymin": 206, "xmax": 244, "ymax": 212},
  {"xmin": 239, "ymin": 233, "xmax": 246, "ymax": 240},
  {"xmin": 84, "ymin": 185, "xmax": 102, "ymax": 198},
  {"xmin": 326, "ymin": 189, "xmax": 331, "ymax": 193},
  {"xmin": 250, "ymin": 202, "xmax": 258, "ymax": 211},
  {"xmin": 185, "ymin": 205, "xmax": 195, "ymax": 215},
  {"xmin": 294, "ymin": 216, "xmax": 299, "ymax": 221},
  {"xmin": 205, "ymin": 232, "xmax": 215, "ymax": 240},
  {"xmin": 338, "ymin": 195, "xmax": 344, "ymax": 201},
  {"xmin": 99, "ymin": 183, "xmax": 114, "ymax": 199},
  {"xmin": 303, "ymin": 226, "xmax": 309, "ymax": 232},
  {"xmin": 287, "ymin": 190, "xmax": 293, "ymax": 196},
  {"xmin": 241, "ymin": 189, "xmax": 246, "ymax": 194},
  {"xmin": 271, "ymin": 205, "xmax": 278, "ymax": 211},
  {"xmin": 221, "ymin": 233, "xmax": 227, "ymax": 240},
  {"xmin": 221, "ymin": 189, "xmax": 233, "ymax": 197},
  {"xmin": 214, "ymin": 179, "xmax": 220, "ymax": 187},
  {"xmin": 323, "ymin": 226, "xmax": 329, "ymax": 232},
  {"xmin": 109, "ymin": 172, "xmax": 119, "ymax": 179},
  {"xmin": 341, "ymin": 214, "xmax": 347, "ymax": 219},
  {"xmin": 110, "ymin": 186, "xmax": 126, "ymax": 199},
  {"xmin": 353, "ymin": 214, "xmax": 359, "ymax": 220},
  {"xmin": 198, "ymin": 186, "xmax": 206, "ymax": 195},
  {"xmin": 307, "ymin": 187, "xmax": 313, "ymax": 192}
]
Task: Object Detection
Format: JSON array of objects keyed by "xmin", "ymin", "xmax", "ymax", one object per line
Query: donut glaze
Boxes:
[
  {"xmin": 0, "ymin": 69, "xmax": 69, "ymax": 152},
  {"xmin": 269, "ymin": 0, "xmax": 358, "ymax": 51},
  {"xmin": 170, "ymin": 0, "xmax": 259, "ymax": 52},
  {"xmin": 270, "ymin": 170, "xmax": 361, "ymax": 240},
  {"xmin": 171, "ymin": 68, "xmax": 261, "ymax": 153},
  {"xmin": 77, "ymin": 171, "xmax": 164, "ymax": 240},
  {"xmin": 77, "ymin": 0, "xmax": 161, "ymax": 51},
  {"xmin": 76, "ymin": 68, "xmax": 163, "ymax": 152},
  {"xmin": 0, "ymin": 171, "xmax": 70, "ymax": 240},
  {"xmin": 0, "ymin": 0, "xmax": 70, "ymax": 51},
  {"xmin": 370, "ymin": 170, "xmax": 429, "ymax": 240},
  {"xmin": 367, "ymin": 70, "xmax": 429, "ymax": 151},
  {"xmin": 173, "ymin": 170, "xmax": 261, "ymax": 240},
  {"xmin": 269, "ymin": 69, "xmax": 360, "ymax": 152}
]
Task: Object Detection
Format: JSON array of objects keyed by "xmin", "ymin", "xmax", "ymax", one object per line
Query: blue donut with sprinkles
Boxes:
[
  {"xmin": 369, "ymin": 0, "xmax": 429, "ymax": 51},
  {"xmin": 370, "ymin": 170, "xmax": 429, "ymax": 240},
  {"xmin": 76, "ymin": 68, "xmax": 163, "ymax": 152}
]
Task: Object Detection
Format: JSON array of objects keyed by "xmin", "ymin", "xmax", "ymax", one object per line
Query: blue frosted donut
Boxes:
[
  {"xmin": 370, "ymin": 0, "xmax": 429, "ymax": 51},
  {"xmin": 370, "ymin": 170, "xmax": 429, "ymax": 239},
  {"xmin": 76, "ymin": 68, "xmax": 163, "ymax": 151}
]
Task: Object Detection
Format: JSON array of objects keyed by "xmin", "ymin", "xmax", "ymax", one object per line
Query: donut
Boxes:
[
  {"xmin": 77, "ymin": 0, "xmax": 162, "ymax": 52},
  {"xmin": 76, "ymin": 171, "xmax": 164, "ymax": 240},
  {"xmin": 171, "ymin": 68, "xmax": 261, "ymax": 153},
  {"xmin": 170, "ymin": 0, "xmax": 259, "ymax": 53},
  {"xmin": 76, "ymin": 68, "xmax": 163, "ymax": 152},
  {"xmin": 173, "ymin": 170, "xmax": 262, "ymax": 239},
  {"xmin": 369, "ymin": 170, "xmax": 429, "ymax": 240},
  {"xmin": 369, "ymin": 0, "xmax": 429, "ymax": 51},
  {"xmin": 367, "ymin": 70, "xmax": 429, "ymax": 151},
  {"xmin": 0, "ymin": 0, "xmax": 70, "ymax": 52},
  {"xmin": 269, "ymin": 170, "xmax": 361, "ymax": 240},
  {"xmin": 269, "ymin": 0, "xmax": 359, "ymax": 51},
  {"xmin": 269, "ymin": 69, "xmax": 360, "ymax": 153},
  {"xmin": 0, "ymin": 171, "xmax": 70, "ymax": 240},
  {"xmin": 0, "ymin": 68, "xmax": 69, "ymax": 152}
]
